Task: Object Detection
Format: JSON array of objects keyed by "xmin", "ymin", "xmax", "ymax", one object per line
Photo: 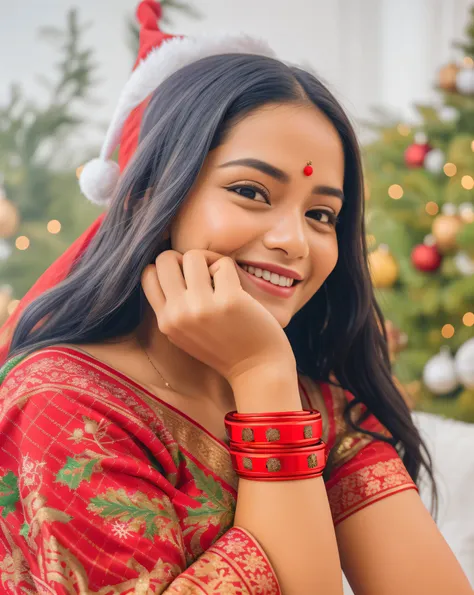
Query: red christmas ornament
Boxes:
[
  {"xmin": 411, "ymin": 244, "xmax": 443, "ymax": 272},
  {"xmin": 303, "ymin": 162, "xmax": 313, "ymax": 176},
  {"xmin": 404, "ymin": 143, "xmax": 431, "ymax": 168}
]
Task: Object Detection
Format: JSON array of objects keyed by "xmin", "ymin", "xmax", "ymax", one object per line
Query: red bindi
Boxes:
[{"xmin": 303, "ymin": 161, "xmax": 313, "ymax": 176}]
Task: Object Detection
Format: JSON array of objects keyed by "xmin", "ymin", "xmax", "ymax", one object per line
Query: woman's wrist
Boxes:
[{"xmin": 229, "ymin": 364, "xmax": 302, "ymax": 414}]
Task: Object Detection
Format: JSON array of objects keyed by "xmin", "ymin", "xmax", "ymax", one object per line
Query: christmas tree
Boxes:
[
  {"xmin": 364, "ymin": 7, "xmax": 474, "ymax": 421},
  {"xmin": 0, "ymin": 9, "xmax": 102, "ymax": 319}
]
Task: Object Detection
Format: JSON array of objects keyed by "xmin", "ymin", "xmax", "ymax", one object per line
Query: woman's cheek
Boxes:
[
  {"xmin": 199, "ymin": 203, "xmax": 262, "ymax": 254},
  {"xmin": 309, "ymin": 235, "xmax": 339, "ymax": 279}
]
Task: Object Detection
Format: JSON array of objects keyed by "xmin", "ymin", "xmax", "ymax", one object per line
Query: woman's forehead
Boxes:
[{"xmin": 209, "ymin": 104, "xmax": 344, "ymax": 180}]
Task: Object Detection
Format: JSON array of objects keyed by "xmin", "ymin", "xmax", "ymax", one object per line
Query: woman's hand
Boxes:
[{"xmin": 141, "ymin": 249, "xmax": 296, "ymax": 386}]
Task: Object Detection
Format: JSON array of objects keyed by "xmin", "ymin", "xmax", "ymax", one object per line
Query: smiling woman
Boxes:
[{"xmin": 0, "ymin": 1, "xmax": 472, "ymax": 595}]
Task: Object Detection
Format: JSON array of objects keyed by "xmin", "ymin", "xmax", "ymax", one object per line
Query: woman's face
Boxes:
[{"xmin": 170, "ymin": 103, "xmax": 345, "ymax": 328}]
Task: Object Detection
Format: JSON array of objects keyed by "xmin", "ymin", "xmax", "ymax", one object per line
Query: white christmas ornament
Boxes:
[
  {"xmin": 455, "ymin": 338, "xmax": 474, "ymax": 388},
  {"xmin": 454, "ymin": 251, "xmax": 474, "ymax": 276},
  {"xmin": 424, "ymin": 148, "xmax": 445, "ymax": 174},
  {"xmin": 456, "ymin": 67, "xmax": 474, "ymax": 95},
  {"xmin": 438, "ymin": 105, "xmax": 459, "ymax": 123},
  {"xmin": 423, "ymin": 348, "xmax": 460, "ymax": 395}
]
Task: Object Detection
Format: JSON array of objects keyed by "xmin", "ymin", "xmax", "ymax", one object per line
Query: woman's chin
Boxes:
[{"xmin": 257, "ymin": 302, "xmax": 293, "ymax": 328}]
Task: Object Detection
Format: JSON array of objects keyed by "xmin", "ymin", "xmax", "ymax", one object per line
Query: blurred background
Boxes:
[{"xmin": 0, "ymin": 0, "xmax": 473, "ymax": 421}]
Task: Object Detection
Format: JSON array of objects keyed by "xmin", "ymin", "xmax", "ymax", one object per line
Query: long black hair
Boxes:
[{"xmin": 9, "ymin": 53, "xmax": 437, "ymax": 511}]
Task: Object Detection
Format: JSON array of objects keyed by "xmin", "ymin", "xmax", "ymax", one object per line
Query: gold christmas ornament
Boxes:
[
  {"xmin": 438, "ymin": 63, "xmax": 460, "ymax": 91},
  {"xmin": 0, "ymin": 198, "xmax": 20, "ymax": 239},
  {"xmin": 368, "ymin": 245, "xmax": 399, "ymax": 288},
  {"xmin": 432, "ymin": 213, "xmax": 463, "ymax": 253}
]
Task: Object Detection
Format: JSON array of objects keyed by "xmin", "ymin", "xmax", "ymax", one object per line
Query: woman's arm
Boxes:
[
  {"xmin": 232, "ymin": 368, "xmax": 344, "ymax": 595},
  {"xmin": 336, "ymin": 489, "xmax": 472, "ymax": 594}
]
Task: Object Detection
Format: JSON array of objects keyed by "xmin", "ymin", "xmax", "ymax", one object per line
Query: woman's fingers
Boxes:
[
  {"xmin": 144, "ymin": 249, "xmax": 241, "ymax": 314},
  {"xmin": 155, "ymin": 250, "xmax": 186, "ymax": 297},
  {"xmin": 209, "ymin": 257, "xmax": 242, "ymax": 298},
  {"xmin": 182, "ymin": 250, "xmax": 214, "ymax": 294},
  {"xmin": 141, "ymin": 264, "xmax": 166, "ymax": 312}
]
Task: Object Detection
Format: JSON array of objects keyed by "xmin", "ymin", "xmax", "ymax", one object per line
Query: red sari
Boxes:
[{"xmin": 0, "ymin": 346, "xmax": 417, "ymax": 594}]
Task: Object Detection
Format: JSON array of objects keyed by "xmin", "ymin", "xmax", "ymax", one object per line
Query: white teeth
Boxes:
[
  {"xmin": 270, "ymin": 272, "xmax": 279, "ymax": 284},
  {"xmin": 240, "ymin": 264, "xmax": 295, "ymax": 288}
]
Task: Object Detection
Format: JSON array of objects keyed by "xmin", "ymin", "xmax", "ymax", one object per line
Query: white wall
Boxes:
[{"xmin": 0, "ymin": 0, "xmax": 472, "ymax": 156}]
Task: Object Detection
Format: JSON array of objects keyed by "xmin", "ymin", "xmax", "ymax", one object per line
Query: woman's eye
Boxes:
[
  {"xmin": 228, "ymin": 185, "xmax": 269, "ymax": 204},
  {"xmin": 307, "ymin": 210, "xmax": 339, "ymax": 226}
]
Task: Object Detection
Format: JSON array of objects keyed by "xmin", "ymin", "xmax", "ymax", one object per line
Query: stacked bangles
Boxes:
[{"xmin": 225, "ymin": 410, "xmax": 327, "ymax": 481}]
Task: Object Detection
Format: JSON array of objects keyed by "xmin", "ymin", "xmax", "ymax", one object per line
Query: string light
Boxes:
[
  {"xmin": 388, "ymin": 184, "xmax": 403, "ymax": 199},
  {"xmin": 463, "ymin": 56, "xmax": 474, "ymax": 68},
  {"xmin": 441, "ymin": 324, "xmax": 455, "ymax": 339},
  {"xmin": 463, "ymin": 312, "xmax": 474, "ymax": 327},
  {"xmin": 15, "ymin": 236, "xmax": 30, "ymax": 250},
  {"xmin": 7, "ymin": 299, "xmax": 20, "ymax": 316},
  {"xmin": 47, "ymin": 220, "xmax": 61, "ymax": 234},
  {"xmin": 461, "ymin": 175, "xmax": 474, "ymax": 190},
  {"xmin": 397, "ymin": 124, "xmax": 411, "ymax": 136},
  {"xmin": 425, "ymin": 202, "xmax": 439, "ymax": 216},
  {"xmin": 443, "ymin": 163, "xmax": 457, "ymax": 177}
]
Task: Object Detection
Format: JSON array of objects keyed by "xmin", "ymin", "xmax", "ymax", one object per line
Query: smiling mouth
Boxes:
[{"xmin": 238, "ymin": 263, "xmax": 299, "ymax": 288}]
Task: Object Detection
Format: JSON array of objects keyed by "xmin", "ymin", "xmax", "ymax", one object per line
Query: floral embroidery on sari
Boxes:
[{"xmin": 0, "ymin": 348, "xmax": 279, "ymax": 594}]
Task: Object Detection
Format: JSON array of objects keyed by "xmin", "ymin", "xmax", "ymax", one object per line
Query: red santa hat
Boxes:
[{"xmin": 78, "ymin": 0, "xmax": 276, "ymax": 206}]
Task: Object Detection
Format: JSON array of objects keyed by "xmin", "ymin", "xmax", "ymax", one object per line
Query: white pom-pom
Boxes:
[{"xmin": 78, "ymin": 158, "xmax": 120, "ymax": 206}]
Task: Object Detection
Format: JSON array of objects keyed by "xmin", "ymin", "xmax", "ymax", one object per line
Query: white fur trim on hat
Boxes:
[{"xmin": 78, "ymin": 34, "xmax": 277, "ymax": 205}]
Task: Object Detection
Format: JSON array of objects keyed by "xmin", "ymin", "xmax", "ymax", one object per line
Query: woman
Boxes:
[{"xmin": 0, "ymin": 2, "xmax": 471, "ymax": 594}]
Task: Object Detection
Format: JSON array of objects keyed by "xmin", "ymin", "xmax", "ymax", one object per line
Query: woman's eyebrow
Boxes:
[
  {"xmin": 218, "ymin": 158, "xmax": 345, "ymax": 202},
  {"xmin": 312, "ymin": 185, "xmax": 345, "ymax": 202},
  {"xmin": 218, "ymin": 158, "xmax": 289, "ymax": 183}
]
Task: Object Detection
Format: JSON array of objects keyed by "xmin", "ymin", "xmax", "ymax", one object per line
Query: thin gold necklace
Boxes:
[{"xmin": 138, "ymin": 339, "xmax": 173, "ymax": 390}]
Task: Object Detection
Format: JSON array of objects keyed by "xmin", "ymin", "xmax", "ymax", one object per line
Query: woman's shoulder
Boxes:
[
  {"xmin": 298, "ymin": 375, "xmax": 391, "ymax": 464},
  {"xmin": 0, "ymin": 345, "xmax": 145, "ymax": 424}
]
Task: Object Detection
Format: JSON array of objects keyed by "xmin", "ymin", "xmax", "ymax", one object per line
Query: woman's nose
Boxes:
[{"xmin": 262, "ymin": 212, "xmax": 309, "ymax": 259}]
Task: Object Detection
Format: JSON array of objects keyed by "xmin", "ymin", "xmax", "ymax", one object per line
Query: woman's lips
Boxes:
[{"xmin": 237, "ymin": 265, "xmax": 298, "ymax": 298}]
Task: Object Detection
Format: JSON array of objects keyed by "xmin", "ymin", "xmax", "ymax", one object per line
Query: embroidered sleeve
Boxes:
[
  {"xmin": 0, "ymin": 386, "xmax": 279, "ymax": 594},
  {"xmin": 316, "ymin": 382, "xmax": 418, "ymax": 526},
  {"xmin": 326, "ymin": 439, "xmax": 418, "ymax": 526}
]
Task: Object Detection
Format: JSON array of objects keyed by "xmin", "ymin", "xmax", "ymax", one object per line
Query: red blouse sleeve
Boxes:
[
  {"xmin": 300, "ymin": 380, "xmax": 418, "ymax": 527},
  {"xmin": 325, "ymin": 439, "xmax": 418, "ymax": 526},
  {"xmin": 0, "ymin": 385, "xmax": 280, "ymax": 594}
]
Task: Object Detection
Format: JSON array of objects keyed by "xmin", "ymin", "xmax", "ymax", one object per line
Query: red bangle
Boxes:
[
  {"xmin": 225, "ymin": 410, "xmax": 322, "ymax": 447},
  {"xmin": 228, "ymin": 410, "xmax": 318, "ymax": 421},
  {"xmin": 230, "ymin": 441, "xmax": 327, "ymax": 481}
]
